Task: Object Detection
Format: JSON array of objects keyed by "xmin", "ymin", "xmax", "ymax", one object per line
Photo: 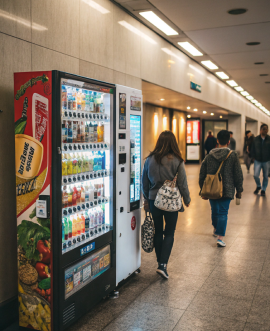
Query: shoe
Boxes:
[
  {"xmin": 217, "ymin": 239, "xmax": 226, "ymax": 247},
  {"xmin": 156, "ymin": 264, "xmax": 169, "ymax": 279},
  {"xmin": 261, "ymin": 190, "xmax": 266, "ymax": 197},
  {"xmin": 213, "ymin": 229, "xmax": 217, "ymax": 237},
  {"xmin": 254, "ymin": 187, "xmax": 261, "ymax": 195}
]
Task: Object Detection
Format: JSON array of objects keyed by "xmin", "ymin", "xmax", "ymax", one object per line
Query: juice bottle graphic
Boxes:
[
  {"xmin": 72, "ymin": 154, "xmax": 78, "ymax": 174},
  {"xmin": 72, "ymin": 89, "xmax": 77, "ymax": 110},
  {"xmin": 97, "ymin": 123, "xmax": 104, "ymax": 142},
  {"xmin": 62, "ymin": 219, "xmax": 66, "ymax": 243},
  {"xmin": 67, "ymin": 121, "xmax": 73, "ymax": 143},
  {"xmin": 77, "ymin": 153, "xmax": 82, "ymax": 174},
  {"xmin": 76, "ymin": 214, "xmax": 81, "ymax": 235},
  {"xmin": 62, "ymin": 154, "xmax": 67, "ymax": 176},
  {"xmin": 81, "ymin": 91, "xmax": 86, "ymax": 111},
  {"xmin": 68, "ymin": 216, "xmax": 72, "ymax": 238},
  {"xmin": 72, "ymin": 186, "xmax": 77, "ymax": 206},
  {"xmin": 68, "ymin": 186, "xmax": 73, "ymax": 206},
  {"xmin": 71, "ymin": 216, "xmax": 77, "ymax": 237},
  {"xmin": 64, "ymin": 218, "xmax": 69, "ymax": 240},
  {"xmin": 32, "ymin": 93, "xmax": 48, "ymax": 142},
  {"xmin": 76, "ymin": 185, "xmax": 81, "ymax": 204},
  {"xmin": 67, "ymin": 154, "xmax": 73, "ymax": 175},
  {"xmin": 80, "ymin": 213, "xmax": 85, "ymax": 233},
  {"xmin": 80, "ymin": 185, "xmax": 85, "ymax": 202}
]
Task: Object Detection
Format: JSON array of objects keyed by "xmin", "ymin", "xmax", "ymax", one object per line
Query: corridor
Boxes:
[{"xmin": 68, "ymin": 164, "xmax": 270, "ymax": 331}]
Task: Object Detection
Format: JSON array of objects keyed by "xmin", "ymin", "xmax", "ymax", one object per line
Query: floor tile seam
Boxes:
[
  {"xmin": 100, "ymin": 275, "xmax": 162, "ymax": 330},
  {"xmin": 243, "ymin": 240, "xmax": 270, "ymax": 329}
]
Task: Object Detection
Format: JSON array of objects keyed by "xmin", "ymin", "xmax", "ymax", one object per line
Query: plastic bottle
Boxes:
[
  {"xmin": 73, "ymin": 121, "xmax": 78, "ymax": 142},
  {"xmin": 82, "ymin": 154, "xmax": 87, "ymax": 173},
  {"xmin": 80, "ymin": 213, "xmax": 85, "ymax": 234},
  {"xmin": 62, "ymin": 154, "xmax": 67, "ymax": 176},
  {"xmin": 80, "ymin": 185, "xmax": 85, "ymax": 203},
  {"xmin": 72, "ymin": 154, "xmax": 78, "ymax": 174},
  {"xmin": 64, "ymin": 218, "xmax": 69, "ymax": 240},
  {"xmin": 76, "ymin": 121, "xmax": 81, "ymax": 142},
  {"xmin": 89, "ymin": 183, "xmax": 94, "ymax": 201},
  {"xmin": 89, "ymin": 122, "xmax": 94, "ymax": 142},
  {"xmin": 62, "ymin": 219, "xmax": 66, "ymax": 243},
  {"xmin": 93, "ymin": 122, "xmax": 98, "ymax": 142},
  {"xmin": 77, "ymin": 153, "xmax": 82, "ymax": 174},
  {"xmin": 85, "ymin": 211, "xmax": 90, "ymax": 232},
  {"xmin": 68, "ymin": 216, "xmax": 72, "ymax": 239},
  {"xmin": 67, "ymin": 91, "xmax": 73, "ymax": 111},
  {"xmin": 72, "ymin": 186, "xmax": 77, "ymax": 206},
  {"xmin": 67, "ymin": 154, "xmax": 73, "ymax": 175},
  {"xmin": 89, "ymin": 212, "xmax": 95, "ymax": 235},
  {"xmin": 85, "ymin": 183, "xmax": 89, "ymax": 202},
  {"xmin": 93, "ymin": 153, "xmax": 98, "ymax": 171},
  {"xmin": 71, "ymin": 216, "xmax": 77, "ymax": 237},
  {"xmin": 77, "ymin": 90, "xmax": 81, "ymax": 111},
  {"xmin": 72, "ymin": 89, "xmax": 77, "ymax": 110},
  {"xmin": 76, "ymin": 185, "xmax": 81, "ymax": 205},
  {"xmin": 92, "ymin": 92, "xmax": 96, "ymax": 112},
  {"xmin": 62, "ymin": 85, "xmax": 67, "ymax": 111},
  {"xmin": 81, "ymin": 91, "xmax": 86, "ymax": 111},
  {"xmin": 85, "ymin": 153, "xmax": 90, "ymax": 172},
  {"xmin": 76, "ymin": 214, "xmax": 81, "ymax": 235},
  {"xmin": 94, "ymin": 184, "xmax": 98, "ymax": 200},
  {"xmin": 89, "ymin": 154, "xmax": 94, "ymax": 172},
  {"xmin": 97, "ymin": 123, "xmax": 104, "ymax": 142},
  {"xmin": 67, "ymin": 121, "xmax": 73, "ymax": 143},
  {"xmin": 85, "ymin": 123, "xmax": 89, "ymax": 143},
  {"xmin": 62, "ymin": 121, "xmax": 67, "ymax": 143},
  {"xmin": 62, "ymin": 186, "xmax": 68, "ymax": 208},
  {"xmin": 68, "ymin": 186, "xmax": 73, "ymax": 207},
  {"xmin": 85, "ymin": 91, "xmax": 90, "ymax": 111},
  {"xmin": 80, "ymin": 121, "xmax": 85, "ymax": 142}
]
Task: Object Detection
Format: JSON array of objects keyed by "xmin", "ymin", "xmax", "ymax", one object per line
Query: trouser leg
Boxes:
[
  {"xmin": 150, "ymin": 200, "xmax": 164, "ymax": 263},
  {"xmin": 262, "ymin": 162, "xmax": 269, "ymax": 191},
  {"xmin": 254, "ymin": 160, "xmax": 262, "ymax": 188},
  {"xmin": 159, "ymin": 211, "xmax": 178, "ymax": 264}
]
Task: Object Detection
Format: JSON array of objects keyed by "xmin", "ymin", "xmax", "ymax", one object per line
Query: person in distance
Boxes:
[
  {"xmin": 142, "ymin": 131, "xmax": 191, "ymax": 280},
  {"xmin": 228, "ymin": 131, "xmax": 236, "ymax": 151},
  {"xmin": 204, "ymin": 130, "xmax": 217, "ymax": 155},
  {"xmin": 243, "ymin": 130, "xmax": 254, "ymax": 174},
  {"xmin": 251, "ymin": 124, "xmax": 270, "ymax": 196},
  {"xmin": 199, "ymin": 130, "xmax": 243, "ymax": 247}
]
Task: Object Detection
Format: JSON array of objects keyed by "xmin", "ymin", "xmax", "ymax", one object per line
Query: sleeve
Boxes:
[
  {"xmin": 250, "ymin": 138, "xmax": 255, "ymax": 158},
  {"xmin": 141, "ymin": 158, "xmax": 150, "ymax": 200},
  {"xmin": 204, "ymin": 138, "xmax": 209, "ymax": 151},
  {"xmin": 233, "ymin": 154, "xmax": 244, "ymax": 193},
  {"xmin": 199, "ymin": 157, "xmax": 207, "ymax": 189},
  {"xmin": 177, "ymin": 162, "xmax": 191, "ymax": 205}
]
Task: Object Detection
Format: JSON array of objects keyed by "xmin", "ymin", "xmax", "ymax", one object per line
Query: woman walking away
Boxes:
[{"xmin": 142, "ymin": 131, "xmax": 191, "ymax": 279}]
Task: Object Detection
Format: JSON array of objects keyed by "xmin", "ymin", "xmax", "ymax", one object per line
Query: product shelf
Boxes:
[
  {"xmin": 62, "ymin": 110, "xmax": 109, "ymax": 122},
  {"xmin": 62, "ymin": 142, "xmax": 109, "ymax": 153},
  {"xmin": 62, "ymin": 170, "xmax": 110, "ymax": 185},
  {"xmin": 62, "ymin": 197, "xmax": 109, "ymax": 217}
]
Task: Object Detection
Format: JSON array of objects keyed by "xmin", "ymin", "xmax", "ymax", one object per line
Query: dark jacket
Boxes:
[
  {"xmin": 142, "ymin": 154, "xmax": 191, "ymax": 205},
  {"xmin": 199, "ymin": 148, "xmax": 243, "ymax": 199},
  {"xmin": 250, "ymin": 135, "xmax": 270, "ymax": 162},
  {"xmin": 243, "ymin": 135, "xmax": 254, "ymax": 156},
  {"xmin": 228, "ymin": 137, "xmax": 236, "ymax": 151},
  {"xmin": 205, "ymin": 136, "xmax": 217, "ymax": 154}
]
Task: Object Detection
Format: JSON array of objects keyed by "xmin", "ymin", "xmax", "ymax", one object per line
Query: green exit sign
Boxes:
[{"xmin": 190, "ymin": 81, "xmax": 201, "ymax": 93}]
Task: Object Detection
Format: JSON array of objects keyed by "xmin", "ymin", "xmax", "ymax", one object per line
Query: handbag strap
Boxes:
[{"xmin": 216, "ymin": 150, "xmax": 233, "ymax": 175}]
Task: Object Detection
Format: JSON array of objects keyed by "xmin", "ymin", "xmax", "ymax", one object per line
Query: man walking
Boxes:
[
  {"xmin": 243, "ymin": 130, "xmax": 254, "ymax": 173},
  {"xmin": 199, "ymin": 130, "xmax": 243, "ymax": 247},
  {"xmin": 204, "ymin": 130, "xmax": 217, "ymax": 154},
  {"xmin": 251, "ymin": 124, "xmax": 270, "ymax": 196},
  {"xmin": 228, "ymin": 131, "xmax": 236, "ymax": 151}
]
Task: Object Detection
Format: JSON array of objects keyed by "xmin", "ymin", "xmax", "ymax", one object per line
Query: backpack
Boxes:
[
  {"xmin": 200, "ymin": 151, "xmax": 233, "ymax": 199},
  {"xmin": 141, "ymin": 212, "xmax": 155, "ymax": 253}
]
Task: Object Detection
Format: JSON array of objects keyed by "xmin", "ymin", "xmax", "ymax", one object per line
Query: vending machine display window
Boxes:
[{"xmin": 130, "ymin": 115, "xmax": 141, "ymax": 211}]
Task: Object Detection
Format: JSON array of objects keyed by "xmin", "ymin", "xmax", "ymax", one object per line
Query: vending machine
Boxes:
[
  {"xmin": 115, "ymin": 85, "xmax": 143, "ymax": 285},
  {"xmin": 14, "ymin": 71, "xmax": 116, "ymax": 331},
  {"xmin": 186, "ymin": 118, "xmax": 200, "ymax": 163}
]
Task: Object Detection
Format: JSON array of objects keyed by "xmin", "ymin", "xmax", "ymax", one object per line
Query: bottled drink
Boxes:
[
  {"xmin": 62, "ymin": 154, "xmax": 67, "ymax": 176},
  {"xmin": 82, "ymin": 154, "xmax": 87, "ymax": 173},
  {"xmin": 80, "ymin": 185, "xmax": 85, "ymax": 203},
  {"xmin": 85, "ymin": 154, "xmax": 90, "ymax": 172},
  {"xmin": 85, "ymin": 91, "xmax": 90, "ymax": 111},
  {"xmin": 64, "ymin": 218, "xmax": 69, "ymax": 240},
  {"xmin": 71, "ymin": 216, "xmax": 77, "ymax": 237},
  {"xmin": 93, "ymin": 154, "xmax": 98, "ymax": 171},
  {"xmin": 77, "ymin": 153, "xmax": 82, "ymax": 174},
  {"xmin": 68, "ymin": 186, "xmax": 73, "ymax": 207},
  {"xmin": 72, "ymin": 89, "xmax": 77, "ymax": 110},
  {"xmin": 62, "ymin": 186, "xmax": 68, "ymax": 208},
  {"xmin": 77, "ymin": 90, "xmax": 82, "ymax": 110},
  {"xmin": 80, "ymin": 213, "xmax": 85, "ymax": 234},
  {"xmin": 62, "ymin": 121, "xmax": 67, "ymax": 143},
  {"xmin": 89, "ymin": 92, "xmax": 94, "ymax": 112},
  {"xmin": 85, "ymin": 183, "xmax": 89, "ymax": 202},
  {"xmin": 93, "ymin": 92, "xmax": 97, "ymax": 112},
  {"xmin": 76, "ymin": 185, "xmax": 81, "ymax": 204},
  {"xmin": 62, "ymin": 86, "xmax": 67, "ymax": 110},
  {"xmin": 89, "ymin": 183, "xmax": 94, "ymax": 201},
  {"xmin": 67, "ymin": 91, "xmax": 73, "ymax": 111},
  {"xmin": 97, "ymin": 123, "xmax": 104, "ymax": 142},
  {"xmin": 80, "ymin": 121, "xmax": 85, "ymax": 142},
  {"xmin": 93, "ymin": 122, "xmax": 98, "ymax": 142},
  {"xmin": 94, "ymin": 184, "xmax": 98, "ymax": 200},
  {"xmin": 67, "ymin": 121, "xmax": 73, "ymax": 143},
  {"xmin": 62, "ymin": 219, "xmax": 65, "ymax": 243},
  {"xmin": 89, "ymin": 122, "xmax": 94, "ymax": 142},
  {"xmin": 76, "ymin": 121, "xmax": 81, "ymax": 142},
  {"xmin": 67, "ymin": 154, "xmax": 73, "ymax": 175},
  {"xmin": 93, "ymin": 209, "xmax": 98, "ymax": 234},
  {"xmin": 89, "ymin": 212, "xmax": 95, "ymax": 235},
  {"xmin": 81, "ymin": 91, "xmax": 86, "ymax": 111},
  {"xmin": 73, "ymin": 121, "xmax": 78, "ymax": 142},
  {"xmin": 72, "ymin": 186, "xmax": 77, "ymax": 206},
  {"xmin": 85, "ymin": 123, "xmax": 89, "ymax": 142},
  {"xmin": 76, "ymin": 214, "xmax": 81, "ymax": 235},
  {"xmin": 68, "ymin": 216, "xmax": 72, "ymax": 238},
  {"xmin": 72, "ymin": 154, "xmax": 78, "ymax": 174},
  {"xmin": 89, "ymin": 155, "xmax": 94, "ymax": 172},
  {"xmin": 85, "ymin": 211, "xmax": 90, "ymax": 232}
]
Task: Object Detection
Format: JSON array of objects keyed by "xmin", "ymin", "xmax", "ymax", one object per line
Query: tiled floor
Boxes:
[{"xmin": 5, "ymin": 164, "xmax": 270, "ymax": 331}]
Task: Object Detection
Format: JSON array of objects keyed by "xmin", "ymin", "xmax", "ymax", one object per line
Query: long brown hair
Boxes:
[{"xmin": 148, "ymin": 131, "xmax": 183, "ymax": 164}]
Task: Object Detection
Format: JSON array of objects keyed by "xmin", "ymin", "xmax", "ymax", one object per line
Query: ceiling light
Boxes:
[
  {"xmin": 241, "ymin": 91, "xmax": 249, "ymax": 96},
  {"xmin": 187, "ymin": 115, "xmax": 191, "ymax": 118},
  {"xmin": 203, "ymin": 111, "xmax": 207, "ymax": 114},
  {"xmin": 260, "ymin": 106, "xmax": 266, "ymax": 110},
  {"xmin": 254, "ymin": 62, "xmax": 264, "ymax": 65},
  {"xmin": 187, "ymin": 106, "xmax": 190, "ymax": 110},
  {"xmin": 234, "ymin": 86, "xmax": 244, "ymax": 92},
  {"xmin": 139, "ymin": 11, "xmax": 178, "ymax": 36},
  {"xmin": 193, "ymin": 109, "xmax": 198, "ymax": 112},
  {"xmin": 260, "ymin": 74, "xmax": 268, "ymax": 76},
  {"xmin": 118, "ymin": 21, "xmax": 156, "ymax": 44},
  {"xmin": 255, "ymin": 103, "xmax": 262, "ymax": 107},
  {"xmin": 246, "ymin": 95, "xmax": 254, "ymax": 100},
  {"xmin": 210, "ymin": 113, "xmax": 214, "ymax": 116},
  {"xmin": 160, "ymin": 99, "xmax": 165, "ymax": 101},
  {"xmin": 220, "ymin": 116, "xmax": 223, "ymax": 118},
  {"xmin": 82, "ymin": 0, "xmax": 110, "ymax": 14},
  {"xmin": 201, "ymin": 60, "xmax": 218, "ymax": 70},
  {"xmin": 226, "ymin": 80, "xmax": 238, "ymax": 87},
  {"xmin": 216, "ymin": 72, "xmax": 229, "ymax": 79},
  {"xmin": 228, "ymin": 8, "xmax": 247, "ymax": 15},
  {"xmin": 251, "ymin": 99, "xmax": 258, "ymax": 103},
  {"xmin": 246, "ymin": 42, "xmax": 260, "ymax": 46},
  {"xmin": 178, "ymin": 42, "xmax": 203, "ymax": 56}
]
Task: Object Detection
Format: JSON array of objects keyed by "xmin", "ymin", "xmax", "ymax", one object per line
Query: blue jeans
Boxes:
[
  {"xmin": 254, "ymin": 160, "xmax": 269, "ymax": 191},
  {"xmin": 209, "ymin": 198, "xmax": 231, "ymax": 237}
]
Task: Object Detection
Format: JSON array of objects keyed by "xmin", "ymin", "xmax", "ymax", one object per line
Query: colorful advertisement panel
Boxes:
[
  {"xmin": 186, "ymin": 119, "xmax": 200, "ymax": 144},
  {"xmin": 15, "ymin": 71, "xmax": 52, "ymax": 331}
]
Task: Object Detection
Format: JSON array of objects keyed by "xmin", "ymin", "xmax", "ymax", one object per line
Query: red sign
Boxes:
[
  {"xmin": 131, "ymin": 216, "xmax": 136, "ymax": 230},
  {"xmin": 186, "ymin": 120, "xmax": 200, "ymax": 144}
]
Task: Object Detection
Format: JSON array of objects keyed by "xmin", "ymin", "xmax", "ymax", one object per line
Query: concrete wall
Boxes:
[{"xmin": 1, "ymin": 0, "xmax": 270, "ymax": 309}]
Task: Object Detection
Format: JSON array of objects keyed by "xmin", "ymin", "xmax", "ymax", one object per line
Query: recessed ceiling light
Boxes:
[
  {"xmin": 203, "ymin": 111, "xmax": 207, "ymax": 114},
  {"xmin": 220, "ymin": 116, "xmax": 223, "ymax": 118},
  {"xmin": 255, "ymin": 103, "xmax": 262, "ymax": 107},
  {"xmin": 228, "ymin": 8, "xmax": 247, "ymax": 15},
  {"xmin": 226, "ymin": 80, "xmax": 238, "ymax": 87},
  {"xmin": 234, "ymin": 86, "xmax": 244, "ymax": 92},
  {"xmin": 194, "ymin": 109, "xmax": 198, "ymax": 111},
  {"xmin": 251, "ymin": 99, "xmax": 258, "ymax": 103},
  {"xmin": 210, "ymin": 113, "xmax": 214, "ymax": 116},
  {"xmin": 201, "ymin": 60, "xmax": 218, "ymax": 70},
  {"xmin": 241, "ymin": 91, "xmax": 249, "ymax": 96},
  {"xmin": 246, "ymin": 42, "xmax": 260, "ymax": 46},
  {"xmin": 139, "ymin": 11, "xmax": 178, "ymax": 36},
  {"xmin": 216, "ymin": 72, "xmax": 229, "ymax": 79},
  {"xmin": 178, "ymin": 42, "xmax": 203, "ymax": 56},
  {"xmin": 260, "ymin": 74, "xmax": 268, "ymax": 76},
  {"xmin": 246, "ymin": 95, "xmax": 254, "ymax": 100},
  {"xmin": 160, "ymin": 98, "xmax": 165, "ymax": 101},
  {"xmin": 187, "ymin": 115, "xmax": 191, "ymax": 118},
  {"xmin": 187, "ymin": 106, "xmax": 190, "ymax": 109},
  {"xmin": 254, "ymin": 62, "xmax": 264, "ymax": 65}
]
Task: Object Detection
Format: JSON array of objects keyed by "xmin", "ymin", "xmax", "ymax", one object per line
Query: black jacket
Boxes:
[
  {"xmin": 199, "ymin": 148, "xmax": 243, "ymax": 199},
  {"xmin": 228, "ymin": 137, "xmax": 236, "ymax": 151},
  {"xmin": 250, "ymin": 135, "xmax": 270, "ymax": 162},
  {"xmin": 205, "ymin": 136, "xmax": 217, "ymax": 154}
]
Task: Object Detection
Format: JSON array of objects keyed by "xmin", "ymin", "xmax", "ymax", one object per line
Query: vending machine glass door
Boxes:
[{"xmin": 130, "ymin": 114, "xmax": 141, "ymax": 211}]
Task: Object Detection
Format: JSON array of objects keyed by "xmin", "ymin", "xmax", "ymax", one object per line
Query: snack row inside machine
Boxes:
[{"xmin": 14, "ymin": 70, "xmax": 143, "ymax": 331}]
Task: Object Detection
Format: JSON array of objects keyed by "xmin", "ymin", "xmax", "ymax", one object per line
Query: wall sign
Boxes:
[
  {"xmin": 130, "ymin": 96, "xmax": 142, "ymax": 111},
  {"xmin": 119, "ymin": 93, "xmax": 126, "ymax": 129},
  {"xmin": 190, "ymin": 81, "xmax": 201, "ymax": 93}
]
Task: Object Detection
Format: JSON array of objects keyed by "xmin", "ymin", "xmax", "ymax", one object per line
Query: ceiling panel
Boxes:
[
  {"xmin": 226, "ymin": 68, "xmax": 270, "ymax": 80},
  {"xmin": 148, "ymin": 0, "xmax": 270, "ymax": 31}
]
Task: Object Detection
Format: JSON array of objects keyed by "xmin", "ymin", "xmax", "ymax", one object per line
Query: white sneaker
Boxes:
[{"xmin": 217, "ymin": 239, "xmax": 226, "ymax": 247}]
